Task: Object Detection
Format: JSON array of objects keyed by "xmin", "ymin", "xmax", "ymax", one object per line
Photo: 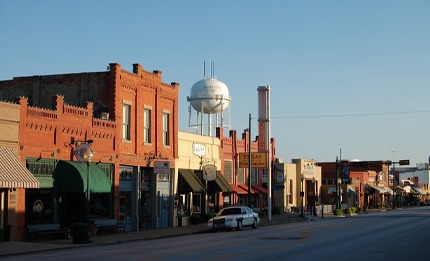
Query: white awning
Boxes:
[
  {"xmin": 0, "ymin": 147, "xmax": 39, "ymax": 188},
  {"xmin": 370, "ymin": 185, "xmax": 392, "ymax": 195}
]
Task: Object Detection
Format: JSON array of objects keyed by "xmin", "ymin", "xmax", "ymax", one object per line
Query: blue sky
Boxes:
[{"xmin": 1, "ymin": 1, "xmax": 429, "ymax": 165}]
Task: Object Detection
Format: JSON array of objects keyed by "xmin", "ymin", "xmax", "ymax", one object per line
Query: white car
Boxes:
[{"xmin": 207, "ymin": 206, "xmax": 260, "ymax": 231}]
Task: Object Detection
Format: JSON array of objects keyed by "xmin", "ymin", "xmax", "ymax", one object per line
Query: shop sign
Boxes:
[
  {"xmin": 154, "ymin": 161, "xmax": 170, "ymax": 174},
  {"xmin": 193, "ymin": 143, "xmax": 206, "ymax": 156},
  {"xmin": 239, "ymin": 152, "xmax": 268, "ymax": 168}
]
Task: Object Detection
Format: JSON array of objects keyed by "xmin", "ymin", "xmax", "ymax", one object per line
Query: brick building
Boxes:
[
  {"xmin": 217, "ymin": 127, "xmax": 270, "ymax": 209},
  {"xmin": 0, "ymin": 63, "xmax": 179, "ymax": 238},
  {"xmin": 318, "ymin": 161, "xmax": 392, "ymax": 209}
]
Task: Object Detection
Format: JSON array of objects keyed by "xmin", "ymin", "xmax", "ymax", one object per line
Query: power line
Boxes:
[{"xmin": 272, "ymin": 110, "xmax": 430, "ymax": 119}]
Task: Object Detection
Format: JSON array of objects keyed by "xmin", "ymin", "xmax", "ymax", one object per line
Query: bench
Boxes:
[
  {"xmin": 91, "ymin": 219, "xmax": 126, "ymax": 235},
  {"xmin": 25, "ymin": 223, "xmax": 70, "ymax": 242}
]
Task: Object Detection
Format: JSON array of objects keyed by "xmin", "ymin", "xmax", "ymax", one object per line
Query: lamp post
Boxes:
[
  {"xmin": 363, "ymin": 181, "xmax": 367, "ymax": 212},
  {"xmin": 83, "ymin": 144, "xmax": 94, "ymax": 223},
  {"xmin": 390, "ymin": 158, "xmax": 410, "ymax": 209},
  {"xmin": 300, "ymin": 174, "xmax": 305, "ymax": 217},
  {"xmin": 337, "ymin": 177, "xmax": 342, "ymax": 210},
  {"xmin": 312, "ymin": 177, "xmax": 316, "ymax": 216}
]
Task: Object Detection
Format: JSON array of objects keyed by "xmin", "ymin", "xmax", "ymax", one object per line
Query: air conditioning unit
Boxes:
[{"xmin": 101, "ymin": 112, "xmax": 109, "ymax": 120}]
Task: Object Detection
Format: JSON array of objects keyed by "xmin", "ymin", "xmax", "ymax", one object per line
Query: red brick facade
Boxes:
[
  {"xmin": 1, "ymin": 63, "xmax": 179, "ymax": 238},
  {"xmin": 217, "ymin": 127, "xmax": 276, "ymax": 208}
]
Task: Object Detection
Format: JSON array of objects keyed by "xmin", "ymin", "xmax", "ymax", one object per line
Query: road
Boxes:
[{"xmin": 4, "ymin": 207, "xmax": 429, "ymax": 260}]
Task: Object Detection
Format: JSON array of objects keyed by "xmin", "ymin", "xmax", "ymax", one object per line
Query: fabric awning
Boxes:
[
  {"xmin": 178, "ymin": 169, "xmax": 205, "ymax": 193},
  {"xmin": 210, "ymin": 171, "xmax": 234, "ymax": 193},
  {"xmin": 370, "ymin": 185, "xmax": 391, "ymax": 194},
  {"xmin": 55, "ymin": 160, "xmax": 111, "ymax": 193},
  {"xmin": 252, "ymin": 184, "xmax": 268, "ymax": 194},
  {"xmin": 230, "ymin": 184, "xmax": 248, "ymax": 194},
  {"xmin": 385, "ymin": 187, "xmax": 394, "ymax": 195},
  {"xmin": 0, "ymin": 147, "xmax": 39, "ymax": 188},
  {"xmin": 238, "ymin": 184, "xmax": 257, "ymax": 194}
]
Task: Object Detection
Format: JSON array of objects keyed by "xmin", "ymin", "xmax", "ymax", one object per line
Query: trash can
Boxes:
[
  {"xmin": 177, "ymin": 216, "xmax": 182, "ymax": 227},
  {"xmin": 73, "ymin": 223, "xmax": 92, "ymax": 244}
]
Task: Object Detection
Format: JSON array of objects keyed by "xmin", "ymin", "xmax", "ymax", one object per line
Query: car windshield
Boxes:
[{"xmin": 218, "ymin": 208, "xmax": 242, "ymax": 216}]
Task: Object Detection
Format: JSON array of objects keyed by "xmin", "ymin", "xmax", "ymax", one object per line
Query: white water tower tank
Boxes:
[{"xmin": 189, "ymin": 78, "xmax": 231, "ymax": 114}]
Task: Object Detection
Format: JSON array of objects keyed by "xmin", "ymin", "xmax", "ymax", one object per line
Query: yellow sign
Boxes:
[{"xmin": 239, "ymin": 152, "xmax": 268, "ymax": 168}]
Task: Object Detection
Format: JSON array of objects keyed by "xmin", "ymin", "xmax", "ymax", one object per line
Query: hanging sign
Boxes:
[
  {"xmin": 74, "ymin": 143, "xmax": 92, "ymax": 162},
  {"xmin": 154, "ymin": 161, "xmax": 170, "ymax": 174},
  {"xmin": 193, "ymin": 143, "xmax": 206, "ymax": 156},
  {"xmin": 202, "ymin": 164, "xmax": 217, "ymax": 181}
]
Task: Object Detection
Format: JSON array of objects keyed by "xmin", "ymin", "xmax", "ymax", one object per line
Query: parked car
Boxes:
[
  {"xmin": 207, "ymin": 206, "xmax": 260, "ymax": 232},
  {"xmin": 425, "ymin": 200, "xmax": 430, "ymax": 206}
]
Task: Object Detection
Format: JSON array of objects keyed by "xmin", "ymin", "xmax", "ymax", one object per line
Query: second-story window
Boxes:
[
  {"xmin": 123, "ymin": 104, "xmax": 131, "ymax": 140},
  {"xmin": 162, "ymin": 112, "xmax": 170, "ymax": 146},
  {"xmin": 144, "ymin": 108, "xmax": 151, "ymax": 144}
]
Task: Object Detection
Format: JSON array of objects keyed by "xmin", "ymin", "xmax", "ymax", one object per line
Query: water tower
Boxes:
[{"xmin": 188, "ymin": 61, "xmax": 231, "ymax": 136}]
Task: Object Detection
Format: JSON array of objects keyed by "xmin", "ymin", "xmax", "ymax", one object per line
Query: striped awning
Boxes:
[{"xmin": 0, "ymin": 147, "xmax": 39, "ymax": 188}]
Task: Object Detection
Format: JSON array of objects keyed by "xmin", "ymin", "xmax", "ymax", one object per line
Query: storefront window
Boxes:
[
  {"xmin": 223, "ymin": 195, "xmax": 231, "ymax": 207},
  {"xmin": 192, "ymin": 194, "xmax": 201, "ymax": 213},
  {"xmin": 25, "ymin": 189, "xmax": 53, "ymax": 224},
  {"xmin": 90, "ymin": 193, "xmax": 109, "ymax": 219},
  {"xmin": 119, "ymin": 191, "xmax": 131, "ymax": 221}
]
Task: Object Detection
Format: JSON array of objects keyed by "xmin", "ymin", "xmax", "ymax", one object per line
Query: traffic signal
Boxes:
[{"xmin": 331, "ymin": 191, "xmax": 336, "ymax": 197}]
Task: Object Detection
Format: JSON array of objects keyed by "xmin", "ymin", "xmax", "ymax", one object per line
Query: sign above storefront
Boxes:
[
  {"xmin": 238, "ymin": 152, "xmax": 268, "ymax": 168},
  {"xmin": 154, "ymin": 161, "xmax": 170, "ymax": 174},
  {"xmin": 193, "ymin": 143, "xmax": 206, "ymax": 156},
  {"xmin": 275, "ymin": 171, "xmax": 284, "ymax": 183}
]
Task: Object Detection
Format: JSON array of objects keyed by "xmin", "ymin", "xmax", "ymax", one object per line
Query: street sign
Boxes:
[{"xmin": 399, "ymin": 160, "xmax": 410, "ymax": 166}]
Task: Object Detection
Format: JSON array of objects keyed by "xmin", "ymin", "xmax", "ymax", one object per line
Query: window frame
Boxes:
[
  {"xmin": 162, "ymin": 112, "xmax": 170, "ymax": 146},
  {"xmin": 122, "ymin": 103, "xmax": 131, "ymax": 141},
  {"xmin": 143, "ymin": 107, "xmax": 151, "ymax": 144}
]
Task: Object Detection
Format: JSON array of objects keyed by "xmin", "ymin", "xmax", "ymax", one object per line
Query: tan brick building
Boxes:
[{"xmin": 0, "ymin": 101, "xmax": 39, "ymax": 241}]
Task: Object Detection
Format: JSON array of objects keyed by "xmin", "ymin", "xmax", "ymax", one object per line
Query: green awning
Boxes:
[
  {"xmin": 213, "ymin": 171, "xmax": 234, "ymax": 193},
  {"xmin": 36, "ymin": 175, "xmax": 54, "ymax": 188},
  {"xmin": 55, "ymin": 160, "xmax": 112, "ymax": 193},
  {"xmin": 178, "ymin": 169, "xmax": 205, "ymax": 193}
]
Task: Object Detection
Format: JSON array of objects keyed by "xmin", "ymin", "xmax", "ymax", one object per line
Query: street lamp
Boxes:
[
  {"xmin": 337, "ymin": 177, "xmax": 342, "ymax": 209},
  {"xmin": 312, "ymin": 177, "xmax": 316, "ymax": 216},
  {"xmin": 83, "ymin": 143, "xmax": 94, "ymax": 223},
  {"xmin": 363, "ymin": 181, "xmax": 367, "ymax": 211},
  {"xmin": 300, "ymin": 174, "xmax": 305, "ymax": 217},
  {"xmin": 391, "ymin": 158, "xmax": 410, "ymax": 209}
]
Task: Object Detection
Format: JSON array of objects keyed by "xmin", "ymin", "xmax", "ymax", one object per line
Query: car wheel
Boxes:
[
  {"xmin": 251, "ymin": 218, "xmax": 257, "ymax": 229},
  {"xmin": 236, "ymin": 220, "xmax": 242, "ymax": 231}
]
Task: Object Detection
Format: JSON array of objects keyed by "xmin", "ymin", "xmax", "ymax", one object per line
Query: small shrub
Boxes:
[
  {"xmin": 347, "ymin": 207, "xmax": 355, "ymax": 215},
  {"xmin": 335, "ymin": 209, "xmax": 345, "ymax": 216}
]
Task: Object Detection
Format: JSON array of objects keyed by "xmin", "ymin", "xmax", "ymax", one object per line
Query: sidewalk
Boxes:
[{"xmin": 0, "ymin": 212, "xmax": 326, "ymax": 257}]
